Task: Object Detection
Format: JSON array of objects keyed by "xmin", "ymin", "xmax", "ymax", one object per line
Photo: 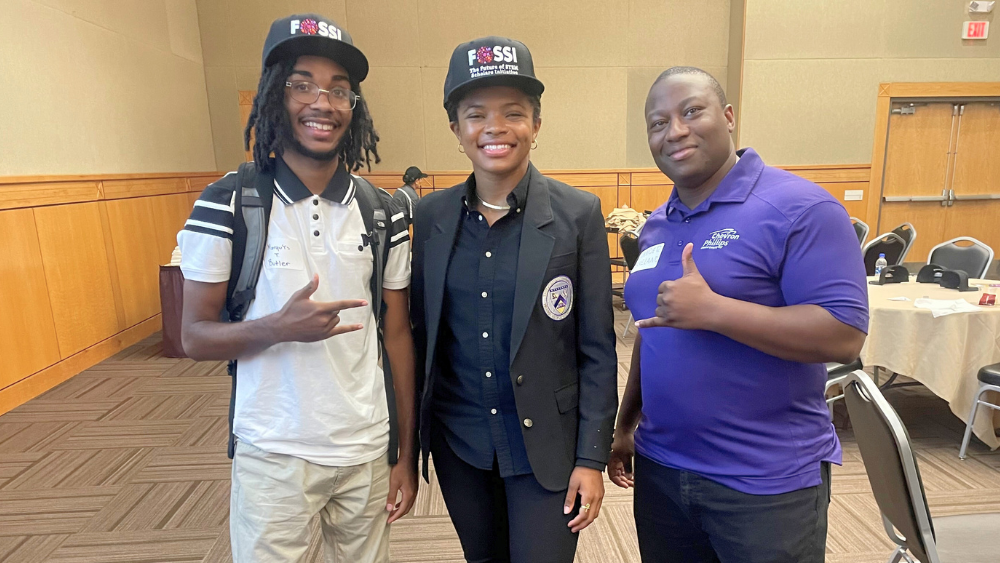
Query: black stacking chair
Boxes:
[
  {"xmin": 824, "ymin": 358, "xmax": 863, "ymax": 416},
  {"xmin": 851, "ymin": 217, "xmax": 870, "ymax": 246},
  {"xmin": 928, "ymin": 237, "xmax": 994, "ymax": 279},
  {"xmin": 891, "ymin": 222, "xmax": 917, "ymax": 263},
  {"xmin": 863, "ymin": 232, "xmax": 907, "ymax": 276},
  {"xmin": 843, "ymin": 370, "xmax": 1000, "ymax": 563},
  {"xmin": 959, "ymin": 363, "xmax": 1000, "ymax": 460}
]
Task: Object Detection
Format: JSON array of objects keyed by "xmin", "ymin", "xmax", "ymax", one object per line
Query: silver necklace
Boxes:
[{"xmin": 478, "ymin": 196, "xmax": 511, "ymax": 211}]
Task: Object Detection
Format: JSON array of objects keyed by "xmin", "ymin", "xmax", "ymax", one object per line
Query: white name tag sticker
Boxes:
[
  {"xmin": 631, "ymin": 243, "xmax": 664, "ymax": 273},
  {"xmin": 264, "ymin": 239, "xmax": 304, "ymax": 270}
]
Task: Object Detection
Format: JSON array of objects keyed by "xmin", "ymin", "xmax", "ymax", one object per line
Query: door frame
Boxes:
[{"xmin": 866, "ymin": 82, "xmax": 1000, "ymax": 233}]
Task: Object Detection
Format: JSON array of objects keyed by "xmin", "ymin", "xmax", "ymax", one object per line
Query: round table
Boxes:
[{"xmin": 862, "ymin": 278, "xmax": 1000, "ymax": 449}]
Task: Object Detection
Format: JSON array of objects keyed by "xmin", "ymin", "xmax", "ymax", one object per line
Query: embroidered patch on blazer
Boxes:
[{"xmin": 542, "ymin": 275, "xmax": 574, "ymax": 321}]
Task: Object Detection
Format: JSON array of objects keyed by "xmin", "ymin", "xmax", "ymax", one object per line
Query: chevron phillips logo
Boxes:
[
  {"xmin": 702, "ymin": 228, "xmax": 740, "ymax": 250},
  {"xmin": 290, "ymin": 18, "xmax": 343, "ymax": 40},
  {"xmin": 467, "ymin": 45, "xmax": 520, "ymax": 78}
]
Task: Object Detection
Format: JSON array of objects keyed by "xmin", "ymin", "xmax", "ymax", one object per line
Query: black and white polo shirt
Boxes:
[{"xmin": 178, "ymin": 156, "xmax": 410, "ymax": 467}]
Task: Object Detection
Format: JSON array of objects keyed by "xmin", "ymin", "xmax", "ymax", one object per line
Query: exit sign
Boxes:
[{"xmin": 963, "ymin": 21, "xmax": 989, "ymax": 39}]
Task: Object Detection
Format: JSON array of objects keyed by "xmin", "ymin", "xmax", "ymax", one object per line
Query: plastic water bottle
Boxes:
[{"xmin": 875, "ymin": 253, "xmax": 888, "ymax": 277}]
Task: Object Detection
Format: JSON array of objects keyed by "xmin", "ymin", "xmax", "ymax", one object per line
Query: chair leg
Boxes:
[
  {"xmin": 622, "ymin": 313, "xmax": 633, "ymax": 338},
  {"xmin": 826, "ymin": 394, "xmax": 844, "ymax": 419},
  {"xmin": 885, "ymin": 547, "xmax": 906, "ymax": 563},
  {"xmin": 959, "ymin": 384, "xmax": 987, "ymax": 460}
]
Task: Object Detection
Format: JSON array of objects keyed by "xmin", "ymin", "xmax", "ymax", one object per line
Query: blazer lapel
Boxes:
[
  {"xmin": 510, "ymin": 165, "xmax": 555, "ymax": 366},
  {"xmin": 423, "ymin": 190, "xmax": 463, "ymax": 375}
]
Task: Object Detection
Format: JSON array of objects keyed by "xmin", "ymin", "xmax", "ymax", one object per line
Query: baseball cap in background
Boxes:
[
  {"xmin": 443, "ymin": 36, "xmax": 544, "ymax": 107},
  {"xmin": 402, "ymin": 166, "xmax": 428, "ymax": 185},
  {"xmin": 261, "ymin": 14, "xmax": 369, "ymax": 82}
]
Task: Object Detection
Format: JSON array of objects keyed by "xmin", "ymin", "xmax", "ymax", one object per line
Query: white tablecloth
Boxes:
[{"xmin": 862, "ymin": 278, "xmax": 1000, "ymax": 449}]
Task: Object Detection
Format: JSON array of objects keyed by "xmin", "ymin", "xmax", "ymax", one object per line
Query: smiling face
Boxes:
[
  {"xmin": 450, "ymin": 86, "xmax": 541, "ymax": 178},
  {"xmin": 645, "ymin": 73, "xmax": 735, "ymax": 190},
  {"xmin": 283, "ymin": 55, "xmax": 353, "ymax": 161}
]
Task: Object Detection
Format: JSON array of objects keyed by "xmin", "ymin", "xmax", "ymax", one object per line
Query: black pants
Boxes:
[
  {"xmin": 634, "ymin": 454, "xmax": 831, "ymax": 563},
  {"xmin": 431, "ymin": 426, "xmax": 579, "ymax": 563}
]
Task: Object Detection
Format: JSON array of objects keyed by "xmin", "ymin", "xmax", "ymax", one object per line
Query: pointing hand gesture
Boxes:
[
  {"xmin": 634, "ymin": 243, "xmax": 720, "ymax": 331},
  {"xmin": 274, "ymin": 274, "xmax": 367, "ymax": 342}
]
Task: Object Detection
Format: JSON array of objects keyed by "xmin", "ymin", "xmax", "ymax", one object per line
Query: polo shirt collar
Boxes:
[
  {"xmin": 272, "ymin": 154, "xmax": 355, "ymax": 206},
  {"xmin": 666, "ymin": 148, "xmax": 765, "ymax": 217},
  {"xmin": 462, "ymin": 163, "xmax": 532, "ymax": 211}
]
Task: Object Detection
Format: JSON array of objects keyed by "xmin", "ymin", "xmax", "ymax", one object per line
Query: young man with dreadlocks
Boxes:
[{"xmin": 177, "ymin": 14, "xmax": 416, "ymax": 563}]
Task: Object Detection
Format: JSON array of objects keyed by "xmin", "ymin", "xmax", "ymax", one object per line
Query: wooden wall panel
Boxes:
[
  {"xmin": 103, "ymin": 177, "xmax": 188, "ymax": 200},
  {"xmin": 816, "ymin": 181, "xmax": 868, "ymax": 222},
  {"xmin": 617, "ymin": 185, "xmax": 632, "ymax": 209},
  {"xmin": 631, "ymin": 185, "xmax": 671, "ymax": 215},
  {"xmin": 360, "ymin": 174, "xmax": 404, "ymax": 189},
  {"xmin": 0, "ymin": 316, "xmax": 161, "ymax": 416},
  {"xmin": 631, "ymin": 171, "xmax": 671, "ymax": 186},
  {"xmin": 33, "ymin": 203, "xmax": 121, "ymax": 358},
  {"xmin": 781, "ymin": 165, "xmax": 871, "ymax": 183},
  {"xmin": 580, "ymin": 186, "xmax": 621, "ymax": 259},
  {"xmin": 431, "ymin": 174, "xmax": 470, "ymax": 188},
  {"xmin": 104, "ymin": 198, "xmax": 163, "ymax": 327},
  {"xmin": 547, "ymin": 172, "xmax": 619, "ymax": 188},
  {"xmin": 187, "ymin": 174, "xmax": 221, "ymax": 193},
  {"xmin": 0, "ymin": 209, "xmax": 61, "ymax": 389},
  {"xmin": 0, "ymin": 164, "xmax": 866, "ymax": 415},
  {"xmin": 150, "ymin": 193, "xmax": 195, "ymax": 264},
  {"xmin": 0, "ymin": 180, "xmax": 102, "ymax": 211}
]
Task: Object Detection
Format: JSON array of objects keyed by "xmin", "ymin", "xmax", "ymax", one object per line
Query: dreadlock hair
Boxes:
[{"xmin": 244, "ymin": 58, "xmax": 381, "ymax": 173}]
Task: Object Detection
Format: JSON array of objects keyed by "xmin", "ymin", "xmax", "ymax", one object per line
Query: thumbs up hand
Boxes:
[{"xmin": 635, "ymin": 243, "xmax": 720, "ymax": 330}]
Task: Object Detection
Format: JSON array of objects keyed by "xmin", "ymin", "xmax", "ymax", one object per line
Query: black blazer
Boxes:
[{"xmin": 411, "ymin": 164, "xmax": 618, "ymax": 492}]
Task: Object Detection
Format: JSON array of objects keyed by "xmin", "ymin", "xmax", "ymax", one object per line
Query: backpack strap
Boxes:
[
  {"xmin": 225, "ymin": 162, "xmax": 273, "ymax": 323},
  {"xmin": 224, "ymin": 161, "xmax": 273, "ymax": 459},
  {"xmin": 352, "ymin": 175, "xmax": 400, "ymax": 465}
]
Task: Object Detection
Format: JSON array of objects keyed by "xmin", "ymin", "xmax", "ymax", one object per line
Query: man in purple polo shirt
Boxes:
[{"xmin": 611, "ymin": 67, "xmax": 868, "ymax": 563}]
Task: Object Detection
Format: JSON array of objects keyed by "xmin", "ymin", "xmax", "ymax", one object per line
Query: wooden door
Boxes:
[
  {"xmin": 877, "ymin": 102, "xmax": 957, "ymax": 262},
  {"xmin": 949, "ymin": 102, "xmax": 1000, "ymax": 261}
]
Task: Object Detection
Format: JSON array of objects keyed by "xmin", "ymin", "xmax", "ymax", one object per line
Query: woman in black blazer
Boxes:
[{"xmin": 410, "ymin": 36, "xmax": 618, "ymax": 562}]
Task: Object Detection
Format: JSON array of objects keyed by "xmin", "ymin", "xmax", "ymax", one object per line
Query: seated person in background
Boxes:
[{"xmin": 610, "ymin": 66, "xmax": 869, "ymax": 563}]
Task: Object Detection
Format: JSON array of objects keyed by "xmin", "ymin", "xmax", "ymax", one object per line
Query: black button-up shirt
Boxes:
[{"xmin": 434, "ymin": 171, "xmax": 532, "ymax": 477}]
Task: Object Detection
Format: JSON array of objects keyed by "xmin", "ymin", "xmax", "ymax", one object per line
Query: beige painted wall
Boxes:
[
  {"xmin": 196, "ymin": 0, "xmax": 731, "ymax": 174},
  {"xmin": 0, "ymin": 0, "xmax": 217, "ymax": 176},
  {"xmin": 740, "ymin": 0, "xmax": 1000, "ymax": 166}
]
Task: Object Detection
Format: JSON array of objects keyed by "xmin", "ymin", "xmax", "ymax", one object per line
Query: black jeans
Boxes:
[
  {"xmin": 431, "ymin": 425, "xmax": 579, "ymax": 563},
  {"xmin": 634, "ymin": 453, "xmax": 831, "ymax": 563}
]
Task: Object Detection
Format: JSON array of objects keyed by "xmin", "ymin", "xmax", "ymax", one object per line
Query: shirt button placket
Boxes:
[{"xmin": 310, "ymin": 198, "xmax": 323, "ymax": 251}]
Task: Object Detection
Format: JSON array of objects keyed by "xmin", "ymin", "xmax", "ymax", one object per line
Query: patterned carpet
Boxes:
[{"xmin": 1, "ymin": 305, "xmax": 998, "ymax": 562}]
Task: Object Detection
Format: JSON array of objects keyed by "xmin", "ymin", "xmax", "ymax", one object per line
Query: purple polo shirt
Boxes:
[{"xmin": 623, "ymin": 148, "xmax": 868, "ymax": 495}]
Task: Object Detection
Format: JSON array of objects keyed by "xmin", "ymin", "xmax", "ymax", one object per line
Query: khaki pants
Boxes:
[{"xmin": 230, "ymin": 441, "xmax": 391, "ymax": 563}]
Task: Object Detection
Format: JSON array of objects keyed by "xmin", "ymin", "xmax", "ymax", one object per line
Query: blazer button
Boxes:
[
  {"xmin": 523, "ymin": 418, "xmax": 533, "ymax": 428},
  {"xmin": 516, "ymin": 375, "xmax": 524, "ymax": 385}
]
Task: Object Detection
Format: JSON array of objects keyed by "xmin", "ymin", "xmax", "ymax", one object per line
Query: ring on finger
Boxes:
[{"xmin": 581, "ymin": 503, "xmax": 591, "ymax": 512}]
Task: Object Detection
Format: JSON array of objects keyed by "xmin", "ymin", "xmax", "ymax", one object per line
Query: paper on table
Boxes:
[
  {"xmin": 913, "ymin": 298, "xmax": 982, "ymax": 318},
  {"xmin": 887, "ymin": 296, "xmax": 911, "ymax": 301}
]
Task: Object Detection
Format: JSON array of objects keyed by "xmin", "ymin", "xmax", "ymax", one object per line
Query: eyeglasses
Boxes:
[{"xmin": 285, "ymin": 81, "xmax": 359, "ymax": 110}]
